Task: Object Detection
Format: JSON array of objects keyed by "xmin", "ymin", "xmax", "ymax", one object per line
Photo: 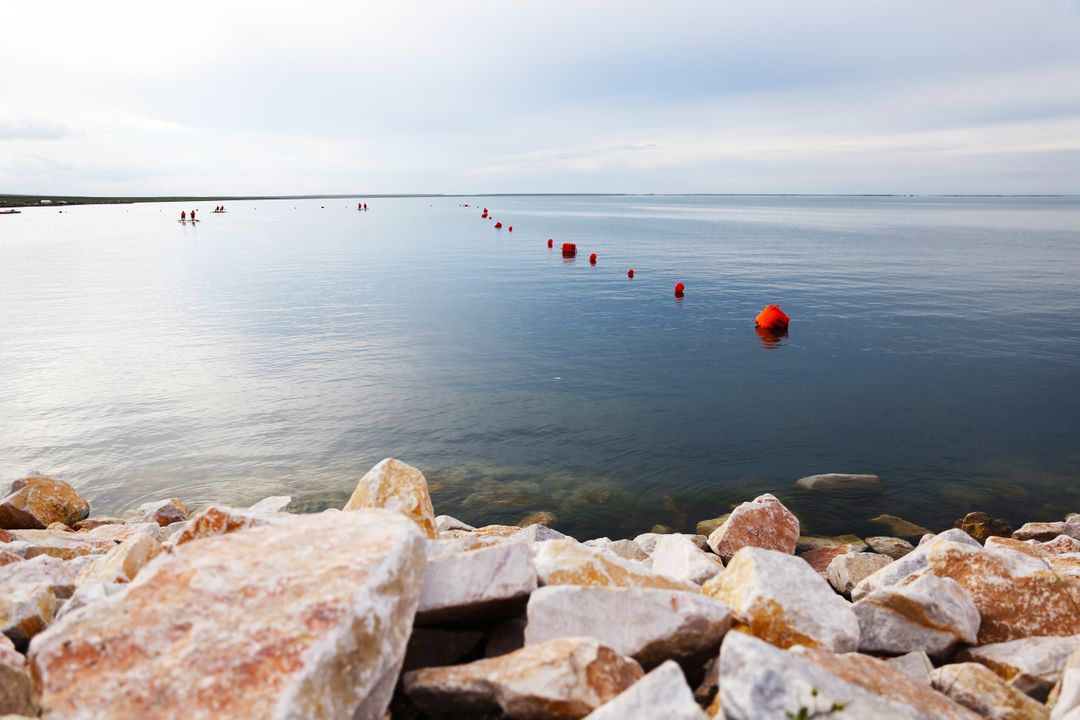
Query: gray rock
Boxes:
[
  {"xmin": 797, "ymin": 534, "xmax": 870, "ymax": 553},
  {"xmin": 959, "ymin": 635, "xmax": 1080, "ymax": 701},
  {"xmin": 582, "ymin": 538, "xmax": 649, "ymax": 562},
  {"xmin": 931, "ymin": 663, "xmax": 1050, "ymax": 720},
  {"xmin": 435, "ymin": 515, "xmax": 476, "ymax": 534},
  {"xmin": 866, "ymin": 536, "xmax": 916, "ymax": 560},
  {"xmin": 796, "ymin": 473, "xmax": 881, "ymax": 491},
  {"xmin": 510, "ymin": 524, "xmax": 567, "ymax": 544},
  {"xmin": 417, "ymin": 542, "xmax": 537, "ymax": 624},
  {"xmin": 854, "ymin": 573, "xmax": 980, "ymax": 657},
  {"xmin": 887, "ymin": 652, "xmax": 934, "ymax": 685},
  {"xmin": 851, "ymin": 529, "xmax": 979, "ymax": 602},
  {"xmin": 827, "ymin": 552, "xmax": 893, "ymax": 596}
]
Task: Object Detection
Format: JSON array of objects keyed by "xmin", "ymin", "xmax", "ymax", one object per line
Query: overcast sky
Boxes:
[{"xmin": 3, "ymin": 1, "xmax": 1080, "ymax": 195}]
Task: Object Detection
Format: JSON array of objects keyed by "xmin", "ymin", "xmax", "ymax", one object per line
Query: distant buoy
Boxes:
[
  {"xmin": 589, "ymin": 253, "xmax": 597, "ymax": 265},
  {"xmin": 508, "ymin": 226, "xmax": 513, "ymax": 232},
  {"xmin": 495, "ymin": 221, "xmax": 503, "ymax": 229},
  {"xmin": 627, "ymin": 269, "xmax": 634, "ymax": 278},
  {"xmin": 674, "ymin": 282, "xmax": 685, "ymax": 298},
  {"xmin": 547, "ymin": 239, "xmax": 553, "ymax": 248},
  {"xmin": 562, "ymin": 242, "xmax": 577, "ymax": 258},
  {"xmin": 754, "ymin": 304, "xmax": 790, "ymax": 331}
]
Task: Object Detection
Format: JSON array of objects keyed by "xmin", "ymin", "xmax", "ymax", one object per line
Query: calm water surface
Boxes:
[{"xmin": 2, "ymin": 196, "xmax": 1078, "ymax": 539}]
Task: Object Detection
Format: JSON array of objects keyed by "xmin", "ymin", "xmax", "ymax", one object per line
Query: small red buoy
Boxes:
[
  {"xmin": 547, "ymin": 239, "xmax": 553, "ymax": 248},
  {"xmin": 562, "ymin": 242, "xmax": 577, "ymax": 258},
  {"xmin": 589, "ymin": 253, "xmax": 597, "ymax": 265},
  {"xmin": 627, "ymin": 268, "xmax": 634, "ymax": 278},
  {"xmin": 674, "ymin": 282, "xmax": 685, "ymax": 298},
  {"xmin": 754, "ymin": 304, "xmax": 790, "ymax": 331},
  {"xmin": 508, "ymin": 226, "xmax": 513, "ymax": 232},
  {"xmin": 495, "ymin": 221, "xmax": 503, "ymax": 229}
]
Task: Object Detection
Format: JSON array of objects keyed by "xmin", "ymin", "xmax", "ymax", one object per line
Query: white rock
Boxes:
[
  {"xmin": 887, "ymin": 652, "xmax": 934, "ymax": 685},
  {"xmin": 0, "ymin": 556, "xmax": 77, "ymax": 648},
  {"xmin": 634, "ymin": 532, "xmax": 708, "ymax": 556},
  {"xmin": 649, "ymin": 534, "xmax": 725, "ymax": 585},
  {"xmin": 510, "ymin": 524, "xmax": 567, "ymax": 544},
  {"xmin": 960, "ymin": 635, "xmax": 1080, "ymax": 700},
  {"xmin": 854, "ymin": 573, "xmax": 980, "ymax": 657},
  {"xmin": 531, "ymin": 539, "xmax": 696, "ymax": 591},
  {"xmin": 75, "ymin": 531, "xmax": 161, "ymax": 585},
  {"xmin": 525, "ymin": 585, "xmax": 732, "ymax": 667},
  {"xmin": 795, "ymin": 473, "xmax": 881, "ymax": 491},
  {"xmin": 436, "ymin": 515, "xmax": 475, "ymax": 534},
  {"xmin": 827, "ymin": 552, "xmax": 893, "ymax": 595},
  {"xmin": 247, "ymin": 495, "xmax": 293, "ymax": 514},
  {"xmin": 584, "ymin": 660, "xmax": 708, "ymax": 720},
  {"xmin": 417, "ymin": 542, "xmax": 537, "ymax": 624},
  {"xmin": 851, "ymin": 529, "xmax": 979, "ymax": 601},
  {"xmin": 582, "ymin": 538, "xmax": 649, "ymax": 562},
  {"xmin": 1052, "ymin": 646, "xmax": 1080, "ymax": 719}
]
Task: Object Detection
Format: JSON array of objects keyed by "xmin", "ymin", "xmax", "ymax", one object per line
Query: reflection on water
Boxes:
[
  {"xmin": 755, "ymin": 326, "xmax": 788, "ymax": 349},
  {"xmin": 1, "ymin": 195, "xmax": 1079, "ymax": 539}
]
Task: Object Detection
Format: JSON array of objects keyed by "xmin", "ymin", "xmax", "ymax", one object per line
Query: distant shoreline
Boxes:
[{"xmin": 2, "ymin": 192, "xmax": 1075, "ymax": 208}]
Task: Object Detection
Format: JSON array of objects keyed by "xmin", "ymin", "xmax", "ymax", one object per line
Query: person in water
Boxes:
[
  {"xmin": 190, "ymin": 209, "xmax": 196, "ymax": 221},
  {"xmin": 181, "ymin": 210, "xmax": 187, "ymax": 221}
]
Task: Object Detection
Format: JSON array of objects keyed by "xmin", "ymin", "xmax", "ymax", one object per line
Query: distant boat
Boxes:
[{"xmin": 0, "ymin": 209, "xmax": 21, "ymax": 215}]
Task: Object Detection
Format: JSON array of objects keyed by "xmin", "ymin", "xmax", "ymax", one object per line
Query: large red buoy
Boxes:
[
  {"xmin": 755, "ymin": 304, "xmax": 790, "ymax": 331},
  {"xmin": 547, "ymin": 239, "xmax": 553, "ymax": 248},
  {"xmin": 674, "ymin": 282, "xmax": 685, "ymax": 298},
  {"xmin": 562, "ymin": 242, "xmax": 577, "ymax": 258},
  {"xmin": 495, "ymin": 221, "xmax": 503, "ymax": 229},
  {"xmin": 627, "ymin": 268, "xmax": 634, "ymax": 278}
]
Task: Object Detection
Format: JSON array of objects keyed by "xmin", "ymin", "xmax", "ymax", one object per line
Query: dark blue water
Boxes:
[{"xmin": 1, "ymin": 196, "xmax": 1078, "ymax": 538}]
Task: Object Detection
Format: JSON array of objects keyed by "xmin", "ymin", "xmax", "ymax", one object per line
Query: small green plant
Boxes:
[{"xmin": 786, "ymin": 688, "xmax": 847, "ymax": 719}]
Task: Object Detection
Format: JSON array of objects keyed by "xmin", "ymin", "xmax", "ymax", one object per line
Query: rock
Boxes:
[
  {"xmin": 581, "ymin": 538, "xmax": 649, "ymax": 562},
  {"xmin": 511, "ymin": 524, "xmax": 567, "ymax": 544},
  {"xmin": 923, "ymin": 539, "xmax": 1080, "ymax": 644},
  {"xmin": 954, "ymin": 512, "xmax": 1013, "ymax": 543},
  {"xmin": 71, "ymin": 517, "xmax": 124, "ymax": 531},
  {"xmin": 960, "ymin": 636, "xmax": 1080, "ymax": 701},
  {"xmin": 0, "ymin": 550, "xmax": 20, "ymax": 567},
  {"xmin": 426, "ymin": 534, "xmax": 506, "ymax": 560},
  {"xmin": 532, "ymin": 539, "xmax": 696, "ymax": 591},
  {"xmin": 417, "ymin": 542, "xmax": 537, "ymax": 624},
  {"xmin": 402, "ymin": 637, "xmax": 643, "ymax": 719},
  {"xmin": 800, "ymin": 544, "xmax": 858, "ymax": 576},
  {"xmin": 0, "ymin": 556, "xmax": 77, "ymax": 648},
  {"xmin": 164, "ymin": 504, "xmax": 279, "ymax": 546},
  {"xmin": 29, "ymin": 509, "xmax": 426, "ymax": 720},
  {"xmin": 650, "ymin": 524, "xmax": 673, "ymax": 534},
  {"xmin": 887, "ymin": 652, "xmax": 934, "ymax": 685},
  {"xmin": 1036, "ymin": 536, "xmax": 1080, "ymax": 555},
  {"xmin": 583, "ymin": 660, "xmax": 708, "ymax": 720},
  {"xmin": 695, "ymin": 514, "xmax": 730, "ymax": 537},
  {"xmin": 795, "ymin": 473, "xmax": 881, "ymax": 491},
  {"xmin": 0, "ymin": 529, "xmax": 13, "ymax": 543},
  {"xmin": 866, "ymin": 535, "xmax": 916, "ymax": 559},
  {"xmin": 52, "ymin": 581, "xmax": 124, "ymax": 621},
  {"xmin": 853, "ymin": 573, "xmax": 980, "ymax": 657},
  {"xmin": 247, "ymin": 495, "xmax": 293, "ymax": 514},
  {"xmin": 633, "ymin": 532, "xmax": 709, "ymax": 556},
  {"xmin": 123, "ymin": 498, "xmax": 188, "ymax": 526},
  {"xmin": 436, "ymin": 515, "xmax": 475, "ymax": 534},
  {"xmin": 0, "ymin": 474, "xmax": 90, "ymax": 530},
  {"xmin": 706, "ymin": 493, "xmax": 799, "ymax": 562},
  {"xmin": 0, "ymin": 634, "xmax": 36, "ymax": 716},
  {"xmin": 75, "ymin": 531, "xmax": 162, "ymax": 585},
  {"xmin": 851, "ymin": 529, "xmax": 980, "ymax": 602},
  {"xmin": 649, "ymin": 534, "xmax": 724, "ymax": 585},
  {"xmin": 827, "ymin": 552, "xmax": 893, "ymax": 596},
  {"xmin": 403, "ymin": 628, "xmax": 485, "ymax": 672},
  {"xmin": 1014, "ymin": 522, "xmax": 1080, "ymax": 543},
  {"xmin": 931, "ymin": 663, "xmax": 1049, "ymax": 720},
  {"xmin": 517, "ymin": 511, "xmax": 557, "ymax": 527},
  {"xmin": 343, "ymin": 457, "xmax": 438, "ymax": 539},
  {"xmin": 524, "ymin": 585, "xmax": 732, "ymax": 668},
  {"xmin": 702, "ymin": 547, "xmax": 859, "ymax": 652},
  {"xmin": 471, "ymin": 524, "xmax": 525, "ymax": 538},
  {"xmin": 2, "ymin": 528, "xmax": 117, "ymax": 561},
  {"xmin": 797, "ymin": 534, "xmax": 870, "ymax": 554},
  {"xmin": 870, "ymin": 514, "xmax": 931, "ymax": 537},
  {"xmin": 719, "ymin": 631, "xmax": 980, "ymax": 720},
  {"xmin": 80, "ymin": 521, "xmax": 163, "ymax": 543},
  {"xmin": 1052, "ymin": 646, "xmax": 1080, "ymax": 719},
  {"xmin": 485, "ymin": 618, "xmax": 527, "ymax": 658}
]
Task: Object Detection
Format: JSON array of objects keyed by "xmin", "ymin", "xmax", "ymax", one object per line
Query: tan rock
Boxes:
[
  {"xmin": 532, "ymin": 539, "xmax": 696, "ymax": 591},
  {"xmin": 706, "ymin": 493, "xmax": 799, "ymax": 562},
  {"xmin": 403, "ymin": 637, "xmax": 643, "ymax": 719},
  {"xmin": 0, "ymin": 556, "xmax": 77, "ymax": 648},
  {"xmin": 854, "ymin": 573, "xmax": 980, "ymax": 657},
  {"xmin": 417, "ymin": 542, "xmax": 537, "ymax": 624},
  {"xmin": 649, "ymin": 534, "xmax": 724, "ymax": 585},
  {"xmin": 1014, "ymin": 522, "xmax": 1080, "ymax": 543},
  {"xmin": 932, "ymin": 663, "xmax": 1049, "ymax": 720},
  {"xmin": 525, "ymin": 585, "xmax": 732, "ymax": 668},
  {"xmin": 123, "ymin": 498, "xmax": 188, "ymax": 526},
  {"xmin": 75, "ymin": 532, "xmax": 162, "ymax": 585},
  {"xmin": 0, "ymin": 474, "xmax": 90, "ymax": 530},
  {"xmin": 797, "ymin": 534, "xmax": 870, "ymax": 553},
  {"xmin": 702, "ymin": 546, "xmax": 859, "ymax": 652},
  {"xmin": 583, "ymin": 660, "xmax": 708, "ymax": 720},
  {"xmin": 887, "ymin": 651, "xmax": 934, "ymax": 685},
  {"xmin": 871, "ymin": 514, "xmax": 931, "ymax": 537},
  {"xmin": 795, "ymin": 473, "xmax": 881, "ymax": 491},
  {"xmin": 695, "ymin": 514, "xmax": 731, "ymax": 537},
  {"xmin": 517, "ymin": 511, "xmax": 557, "ymax": 527},
  {"xmin": 0, "ymin": 634, "xmax": 36, "ymax": 716},
  {"xmin": 866, "ymin": 535, "xmax": 916, "ymax": 559},
  {"xmin": 954, "ymin": 512, "xmax": 1013, "ymax": 543},
  {"xmin": 343, "ymin": 457, "xmax": 437, "ymax": 539},
  {"xmin": 827, "ymin": 552, "xmax": 893, "ymax": 596},
  {"xmin": 29, "ymin": 509, "xmax": 426, "ymax": 720},
  {"xmin": 581, "ymin": 538, "xmax": 649, "ymax": 562},
  {"xmin": 80, "ymin": 521, "xmax": 162, "ymax": 543},
  {"xmin": 471, "ymin": 524, "xmax": 524, "ymax": 538},
  {"xmin": 960, "ymin": 636, "xmax": 1080, "ymax": 701}
]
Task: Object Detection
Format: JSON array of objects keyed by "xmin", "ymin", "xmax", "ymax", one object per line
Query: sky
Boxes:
[{"xmin": 3, "ymin": 0, "xmax": 1080, "ymax": 195}]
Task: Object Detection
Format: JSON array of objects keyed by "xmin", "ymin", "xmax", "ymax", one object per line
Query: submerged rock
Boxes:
[
  {"xmin": 29, "ymin": 509, "xmax": 426, "ymax": 720},
  {"xmin": 517, "ymin": 511, "xmax": 557, "ymax": 527},
  {"xmin": 854, "ymin": 573, "xmax": 980, "ymax": 657},
  {"xmin": 343, "ymin": 457, "xmax": 438, "ymax": 539},
  {"xmin": 695, "ymin": 514, "xmax": 730, "ymax": 537},
  {"xmin": 795, "ymin": 473, "xmax": 881, "ymax": 491},
  {"xmin": 0, "ymin": 474, "xmax": 90, "ymax": 530},
  {"xmin": 706, "ymin": 493, "xmax": 799, "ymax": 562},
  {"xmin": 870, "ymin": 514, "xmax": 931, "ymax": 538},
  {"xmin": 583, "ymin": 660, "xmax": 708, "ymax": 720},
  {"xmin": 931, "ymin": 663, "xmax": 1050, "ymax": 720},
  {"xmin": 954, "ymin": 512, "xmax": 1013, "ymax": 543},
  {"xmin": 866, "ymin": 535, "xmax": 916, "ymax": 560},
  {"xmin": 797, "ymin": 534, "xmax": 870, "ymax": 554}
]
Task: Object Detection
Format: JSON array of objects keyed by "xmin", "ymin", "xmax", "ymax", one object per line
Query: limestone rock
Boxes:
[
  {"xmin": 795, "ymin": 473, "xmax": 881, "ymax": 491},
  {"xmin": 1052, "ymin": 646, "xmax": 1080, "ymax": 719},
  {"xmin": 80, "ymin": 521, "xmax": 163, "ymax": 543},
  {"xmin": 510, "ymin": 524, "xmax": 567, "ymax": 544},
  {"xmin": 0, "ymin": 550, "xmax": 20, "ymax": 567},
  {"xmin": 954, "ymin": 512, "xmax": 1013, "ymax": 543},
  {"xmin": 123, "ymin": 498, "xmax": 188, "ymax": 526},
  {"xmin": 719, "ymin": 631, "xmax": 980, "ymax": 720},
  {"xmin": 0, "ymin": 634, "xmax": 36, "ymax": 716},
  {"xmin": 403, "ymin": 637, "xmax": 643, "ymax": 719},
  {"xmin": 517, "ymin": 511, "xmax": 557, "ymax": 527},
  {"xmin": 583, "ymin": 660, "xmax": 708, "ymax": 720},
  {"xmin": 0, "ymin": 474, "xmax": 90, "ymax": 530},
  {"xmin": 436, "ymin": 515, "xmax": 475, "ymax": 534},
  {"xmin": 71, "ymin": 517, "xmax": 124, "ymax": 531},
  {"xmin": 343, "ymin": 457, "xmax": 437, "ymax": 539},
  {"xmin": 800, "ymin": 544, "xmax": 858, "ymax": 576},
  {"xmin": 75, "ymin": 532, "xmax": 162, "ymax": 585},
  {"xmin": 851, "ymin": 529, "xmax": 980, "ymax": 602},
  {"xmin": 1037, "ymin": 536, "xmax": 1080, "ymax": 555},
  {"xmin": 52, "ymin": 581, "xmax": 124, "ymax": 622},
  {"xmin": 2, "ymin": 528, "xmax": 117, "ymax": 561},
  {"xmin": 633, "ymin": 532, "xmax": 708, "ymax": 555},
  {"xmin": 854, "ymin": 573, "xmax": 980, "ymax": 657},
  {"xmin": 532, "ymin": 539, "xmax": 696, "ymax": 591},
  {"xmin": 581, "ymin": 538, "xmax": 649, "ymax": 562},
  {"xmin": 706, "ymin": 493, "xmax": 799, "ymax": 562},
  {"xmin": 866, "ymin": 535, "xmax": 916, "ymax": 560},
  {"xmin": 417, "ymin": 542, "xmax": 537, "ymax": 624},
  {"xmin": 29, "ymin": 509, "xmax": 426, "ymax": 720},
  {"xmin": 247, "ymin": 495, "xmax": 293, "ymax": 514},
  {"xmin": 649, "ymin": 534, "xmax": 724, "ymax": 585},
  {"xmin": 827, "ymin": 552, "xmax": 893, "ymax": 596},
  {"xmin": 164, "ymin": 504, "xmax": 280, "ymax": 546},
  {"xmin": 426, "ymin": 534, "xmax": 506, "ymax": 560},
  {"xmin": 403, "ymin": 628, "xmax": 485, "ymax": 672},
  {"xmin": 797, "ymin": 534, "xmax": 870, "ymax": 554},
  {"xmin": 960, "ymin": 636, "xmax": 1080, "ymax": 701},
  {"xmin": 471, "ymin": 524, "xmax": 524, "ymax": 538},
  {"xmin": 0, "ymin": 556, "xmax": 77, "ymax": 648},
  {"xmin": 887, "ymin": 652, "xmax": 934, "ymax": 685},
  {"xmin": 702, "ymin": 546, "xmax": 859, "ymax": 652},
  {"xmin": 931, "ymin": 663, "xmax": 1049, "ymax": 720},
  {"xmin": 695, "ymin": 514, "xmax": 731, "ymax": 537},
  {"xmin": 524, "ymin": 585, "xmax": 732, "ymax": 668},
  {"xmin": 1014, "ymin": 522, "xmax": 1080, "ymax": 543},
  {"xmin": 870, "ymin": 514, "xmax": 931, "ymax": 537}
]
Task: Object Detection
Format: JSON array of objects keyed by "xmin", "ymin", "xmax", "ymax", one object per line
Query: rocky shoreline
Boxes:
[{"xmin": 4, "ymin": 463, "xmax": 1080, "ymax": 719}]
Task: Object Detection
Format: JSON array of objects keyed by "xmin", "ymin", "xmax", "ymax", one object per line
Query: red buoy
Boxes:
[
  {"xmin": 627, "ymin": 268, "xmax": 634, "ymax": 278},
  {"xmin": 508, "ymin": 226, "xmax": 513, "ymax": 232},
  {"xmin": 562, "ymin": 242, "xmax": 577, "ymax": 258},
  {"xmin": 547, "ymin": 239, "xmax": 553, "ymax": 248},
  {"xmin": 589, "ymin": 253, "xmax": 597, "ymax": 265},
  {"xmin": 674, "ymin": 282, "xmax": 685, "ymax": 298},
  {"xmin": 495, "ymin": 221, "xmax": 503, "ymax": 229},
  {"xmin": 754, "ymin": 304, "xmax": 790, "ymax": 331}
]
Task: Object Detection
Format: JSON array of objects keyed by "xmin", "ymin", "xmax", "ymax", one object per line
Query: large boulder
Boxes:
[
  {"xmin": 649, "ymin": 534, "xmax": 724, "ymax": 585},
  {"xmin": 29, "ymin": 509, "xmax": 426, "ymax": 720},
  {"xmin": 706, "ymin": 493, "xmax": 799, "ymax": 562},
  {"xmin": 870, "ymin": 514, "xmax": 931, "ymax": 538},
  {"xmin": 0, "ymin": 634, "xmax": 36, "ymax": 715},
  {"xmin": 531, "ymin": 539, "xmax": 695, "ymax": 591},
  {"xmin": 931, "ymin": 663, "xmax": 1049, "ymax": 720},
  {"xmin": 402, "ymin": 637, "xmax": 643, "ymax": 719},
  {"xmin": 122, "ymin": 498, "xmax": 188, "ymax": 527},
  {"xmin": 719, "ymin": 631, "xmax": 980, "ymax": 720},
  {"xmin": 851, "ymin": 529, "xmax": 980, "ymax": 601},
  {"xmin": 583, "ymin": 660, "xmax": 708, "ymax": 720},
  {"xmin": 0, "ymin": 556, "xmax": 77, "ymax": 648},
  {"xmin": 416, "ymin": 542, "xmax": 537, "ymax": 624},
  {"xmin": 0, "ymin": 474, "xmax": 90, "ymax": 530},
  {"xmin": 702, "ymin": 547, "xmax": 859, "ymax": 652},
  {"xmin": 853, "ymin": 573, "xmax": 980, "ymax": 657},
  {"xmin": 959, "ymin": 636, "xmax": 1080, "ymax": 701},
  {"xmin": 827, "ymin": 552, "xmax": 893, "ymax": 596},
  {"xmin": 343, "ymin": 458, "xmax": 438, "ymax": 539},
  {"xmin": 524, "ymin": 585, "xmax": 732, "ymax": 668}
]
